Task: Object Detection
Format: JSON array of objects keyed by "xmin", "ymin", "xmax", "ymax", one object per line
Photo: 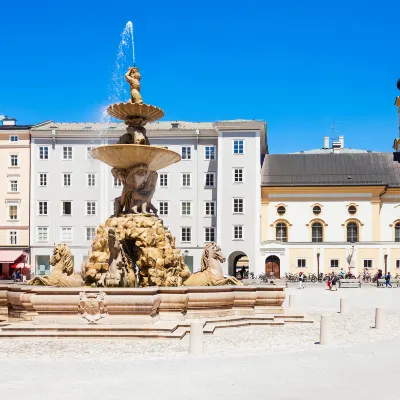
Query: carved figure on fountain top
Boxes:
[{"xmin": 125, "ymin": 67, "xmax": 143, "ymax": 105}]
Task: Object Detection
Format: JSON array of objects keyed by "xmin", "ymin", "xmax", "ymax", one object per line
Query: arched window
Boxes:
[
  {"xmin": 347, "ymin": 222, "xmax": 358, "ymax": 243},
  {"xmin": 276, "ymin": 223, "xmax": 287, "ymax": 242},
  {"xmin": 395, "ymin": 223, "xmax": 400, "ymax": 242},
  {"xmin": 311, "ymin": 222, "xmax": 323, "ymax": 242}
]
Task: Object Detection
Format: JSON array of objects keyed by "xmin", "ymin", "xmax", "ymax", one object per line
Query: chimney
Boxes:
[
  {"xmin": 2, "ymin": 117, "xmax": 16, "ymax": 126},
  {"xmin": 323, "ymin": 136, "xmax": 329, "ymax": 149},
  {"xmin": 338, "ymin": 135, "xmax": 344, "ymax": 148}
]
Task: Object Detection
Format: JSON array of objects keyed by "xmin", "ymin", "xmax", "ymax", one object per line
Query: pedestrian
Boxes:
[
  {"xmin": 385, "ymin": 272, "xmax": 392, "ymax": 288},
  {"xmin": 331, "ymin": 273, "xmax": 338, "ymax": 291},
  {"xmin": 299, "ymin": 272, "xmax": 305, "ymax": 289},
  {"xmin": 377, "ymin": 269, "xmax": 383, "ymax": 287},
  {"xmin": 339, "ymin": 268, "xmax": 344, "ymax": 279},
  {"xmin": 240, "ymin": 266, "xmax": 246, "ymax": 280},
  {"xmin": 327, "ymin": 274, "xmax": 332, "ymax": 290}
]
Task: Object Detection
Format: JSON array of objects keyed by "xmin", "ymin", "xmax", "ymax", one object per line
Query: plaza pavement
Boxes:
[{"xmin": 1, "ymin": 283, "xmax": 399, "ymax": 400}]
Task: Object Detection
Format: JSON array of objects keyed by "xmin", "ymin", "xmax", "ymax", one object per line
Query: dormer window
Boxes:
[{"xmin": 171, "ymin": 122, "xmax": 179, "ymax": 129}]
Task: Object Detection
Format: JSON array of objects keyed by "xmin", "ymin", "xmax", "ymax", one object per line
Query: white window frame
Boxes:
[
  {"xmin": 87, "ymin": 173, "xmax": 96, "ymax": 188},
  {"xmin": 60, "ymin": 227, "xmax": 73, "ymax": 242},
  {"xmin": 158, "ymin": 201, "xmax": 169, "ymax": 216},
  {"xmin": 86, "ymin": 147, "xmax": 94, "ymax": 159},
  {"xmin": 181, "ymin": 201, "xmax": 192, "ymax": 216},
  {"xmin": 9, "ymin": 230, "xmax": 18, "ymax": 245},
  {"xmin": 233, "ymin": 168, "xmax": 244, "ymax": 183},
  {"xmin": 232, "ymin": 198, "xmax": 244, "ymax": 214},
  {"xmin": 85, "ymin": 227, "xmax": 96, "ymax": 242},
  {"xmin": 37, "ymin": 227, "xmax": 49, "ymax": 242},
  {"xmin": 61, "ymin": 201, "xmax": 73, "ymax": 216},
  {"xmin": 85, "ymin": 201, "xmax": 97, "ymax": 216},
  {"xmin": 181, "ymin": 173, "xmax": 192, "ymax": 188},
  {"xmin": 233, "ymin": 139, "xmax": 245, "ymax": 155},
  {"xmin": 204, "ymin": 227, "xmax": 215, "ymax": 242},
  {"xmin": 205, "ymin": 172, "xmax": 216, "ymax": 188},
  {"xmin": 297, "ymin": 258, "xmax": 307, "ymax": 268},
  {"xmin": 39, "ymin": 173, "xmax": 48, "ymax": 187},
  {"xmin": 181, "ymin": 146, "xmax": 192, "ymax": 160},
  {"xmin": 111, "ymin": 201, "xmax": 116, "ymax": 216},
  {"xmin": 363, "ymin": 259, "xmax": 373, "ymax": 269},
  {"xmin": 204, "ymin": 145, "xmax": 216, "ymax": 160},
  {"xmin": 395, "ymin": 259, "xmax": 400, "ymax": 269},
  {"xmin": 181, "ymin": 227, "xmax": 192, "ymax": 243},
  {"xmin": 330, "ymin": 259, "xmax": 339, "ymax": 268},
  {"xmin": 113, "ymin": 176, "xmax": 122, "ymax": 187},
  {"xmin": 7, "ymin": 201, "xmax": 19, "ymax": 221},
  {"xmin": 9, "ymin": 135, "xmax": 19, "ymax": 143},
  {"xmin": 159, "ymin": 173, "xmax": 169, "ymax": 188},
  {"xmin": 37, "ymin": 201, "xmax": 48, "ymax": 216},
  {"xmin": 9, "ymin": 154, "xmax": 19, "ymax": 167},
  {"xmin": 38, "ymin": 146, "xmax": 49, "ymax": 160},
  {"xmin": 204, "ymin": 201, "xmax": 216, "ymax": 216},
  {"xmin": 62, "ymin": 146, "xmax": 73, "ymax": 160},
  {"xmin": 62, "ymin": 173, "xmax": 71, "ymax": 187},
  {"xmin": 233, "ymin": 225, "xmax": 243, "ymax": 240},
  {"xmin": 8, "ymin": 177, "xmax": 19, "ymax": 193}
]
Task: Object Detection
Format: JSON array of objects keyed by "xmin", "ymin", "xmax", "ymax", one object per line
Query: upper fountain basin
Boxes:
[
  {"xmin": 107, "ymin": 102, "xmax": 164, "ymax": 124},
  {"xmin": 91, "ymin": 144, "xmax": 181, "ymax": 170}
]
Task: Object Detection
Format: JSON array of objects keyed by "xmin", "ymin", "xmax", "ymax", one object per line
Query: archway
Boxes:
[
  {"xmin": 265, "ymin": 255, "xmax": 280, "ymax": 279},
  {"xmin": 227, "ymin": 251, "xmax": 249, "ymax": 279}
]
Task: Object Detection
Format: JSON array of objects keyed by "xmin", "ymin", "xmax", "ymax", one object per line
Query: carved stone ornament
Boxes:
[{"xmin": 78, "ymin": 292, "xmax": 107, "ymax": 324}]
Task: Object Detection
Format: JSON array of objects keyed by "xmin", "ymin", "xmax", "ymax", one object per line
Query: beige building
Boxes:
[{"xmin": 0, "ymin": 117, "xmax": 31, "ymax": 278}]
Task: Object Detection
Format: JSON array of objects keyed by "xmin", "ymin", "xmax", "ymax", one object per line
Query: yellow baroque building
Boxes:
[{"xmin": 260, "ymin": 138, "xmax": 400, "ymax": 278}]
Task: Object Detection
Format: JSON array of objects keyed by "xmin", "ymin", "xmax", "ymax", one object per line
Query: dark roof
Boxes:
[
  {"xmin": 0, "ymin": 125, "xmax": 32, "ymax": 130},
  {"xmin": 261, "ymin": 153, "xmax": 400, "ymax": 187}
]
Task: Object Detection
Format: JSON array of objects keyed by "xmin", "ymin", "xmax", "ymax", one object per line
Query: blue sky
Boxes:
[{"xmin": 0, "ymin": 0, "xmax": 399, "ymax": 153}]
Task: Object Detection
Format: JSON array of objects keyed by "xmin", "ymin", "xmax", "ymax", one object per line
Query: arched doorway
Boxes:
[
  {"xmin": 265, "ymin": 256, "xmax": 280, "ymax": 279},
  {"xmin": 228, "ymin": 251, "xmax": 249, "ymax": 279}
]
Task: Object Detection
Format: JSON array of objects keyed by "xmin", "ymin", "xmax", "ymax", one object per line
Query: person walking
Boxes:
[
  {"xmin": 331, "ymin": 273, "xmax": 338, "ymax": 291},
  {"xmin": 385, "ymin": 272, "xmax": 392, "ymax": 288},
  {"xmin": 299, "ymin": 272, "xmax": 305, "ymax": 289},
  {"xmin": 377, "ymin": 269, "xmax": 383, "ymax": 287},
  {"xmin": 327, "ymin": 274, "xmax": 332, "ymax": 290}
]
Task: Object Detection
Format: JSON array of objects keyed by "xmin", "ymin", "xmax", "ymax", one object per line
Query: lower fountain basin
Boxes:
[{"xmin": 91, "ymin": 144, "xmax": 181, "ymax": 170}]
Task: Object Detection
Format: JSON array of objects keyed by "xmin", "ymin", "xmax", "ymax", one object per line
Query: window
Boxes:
[
  {"xmin": 311, "ymin": 222, "xmax": 323, "ymax": 242},
  {"xmin": 330, "ymin": 259, "xmax": 339, "ymax": 268},
  {"xmin": 9, "ymin": 135, "xmax": 19, "ymax": 142},
  {"xmin": 86, "ymin": 201, "xmax": 96, "ymax": 215},
  {"xmin": 181, "ymin": 146, "xmax": 191, "ymax": 160},
  {"xmin": 313, "ymin": 205, "xmax": 321, "ymax": 215},
  {"xmin": 62, "ymin": 146, "xmax": 73, "ymax": 160},
  {"xmin": 276, "ymin": 223, "xmax": 287, "ymax": 242},
  {"xmin": 39, "ymin": 146, "xmax": 49, "ymax": 160},
  {"xmin": 396, "ymin": 260, "xmax": 400, "ymax": 269},
  {"xmin": 159, "ymin": 201, "xmax": 169, "ymax": 216},
  {"xmin": 347, "ymin": 222, "xmax": 358, "ymax": 242},
  {"xmin": 159, "ymin": 173, "xmax": 168, "ymax": 187},
  {"xmin": 86, "ymin": 227, "xmax": 96, "ymax": 241},
  {"xmin": 63, "ymin": 173, "xmax": 71, "ymax": 187},
  {"xmin": 9, "ymin": 231, "xmax": 17, "ymax": 245},
  {"xmin": 205, "ymin": 172, "xmax": 215, "ymax": 187},
  {"xmin": 8, "ymin": 205, "xmax": 18, "ymax": 220},
  {"xmin": 205, "ymin": 201, "xmax": 215, "ymax": 216},
  {"xmin": 9, "ymin": 179, "xmax": 18, "ymax": 192},
  {"xmin": 363, "ymin": 259, "xmax": 373, "ymax": 269},
  {"xmin": 181, "ymin": 227, "xmax": 192, "ymax": 243},
  {"xmin": 10, "ymin": 154, "xmax": 18, "ymax": 166},
  {"xmin": 163, "ymin": 146, "xmax": 169, "ymax": 149},
  {"xmin": 62, "ymin": 201, "xmax": 72, "ymax": 216},
  {"xmin": 205, "ymin": 227, "xmax": 215, "ymax": 242},
  {"xmin": 348, "ymin": 205, "xmax": 357, "ymax": 215},
  {"xmin": 113, "ymin": 177, "xmax": 122, "ymax": 187},
  {"xmin": 395, "ymin": 223, "xmax": 400, "ymax": 242},
  {"xmin": 205, "ymin": 146, "xmax": 215, "ymax": 160},
  {"xmin": 87, "ymin": 173, "xmax": 96, "ymax": 187},
  {"xmin": 37, "ymin": 227, "xmax": 49, "ymax": 242},
  {"xmin": 233, "ymin": 225, "xmax": 243, "ymax": 240},
  {"xmin": 181, "ymin": 201, "xmax": 192, "ymax": 216},
  {"xmin": 87, "ymin": 147, "xmax": 94, "ymax": 159},
  {"xmin": 233, "ymin": 168, "xmax": 243, "ymax": 183},
  {"xmin": 38, "ymin": 201, "xmax": 48, "ymax": 215},
  {"xmin": 61, "ymin": 227, "xmax": 73, "ymax": 241},
  {"xmin": 39, "ymin": 173, "xmax": 47, "ymax": 187},
  {"xmin": 277, "ymin": 206, "xmax": 286, "ymax": 215},
  {"xmin": 36, "ymin": 255, "xmax": 51, "ymax": 276},
  {"xmin": 181, "ymin": 173, "xmax": 191, "ymax": 187},
  {"xmin": 233, "ymin": 198, "xmax": 244, "ymax": 213},
  {"xmin": 297, "ymin": 259, "xmax": 307, "ymax": 268},
  {"xmin": 233, "ymin": 140, "xmax": 244, "ymax": 154}
]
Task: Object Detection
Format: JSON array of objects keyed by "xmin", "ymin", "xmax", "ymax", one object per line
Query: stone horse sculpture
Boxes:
[
  {"xmin": 29, "ymin": 244, "xmax": 83, "ymax": 287},
  {"xmin": 183, "ymin": 242, "xmax": 242, "ymax": 286}
]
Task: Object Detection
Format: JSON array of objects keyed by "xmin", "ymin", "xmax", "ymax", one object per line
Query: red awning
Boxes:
[
  {"xmin": 11, "ymin": 263, "xmax": 31, "ymax": 269},
  {"xmin": 0, "ymin": 250, "xmax": 23, "ymax": 263}
]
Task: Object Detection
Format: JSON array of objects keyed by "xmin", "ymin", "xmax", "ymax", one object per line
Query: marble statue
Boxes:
[
  {"xmin": 183, "ymin": 242, "xmax": 242, "ymax": 286},
  {"xmin": 29, "ymin": 244, "xmax": 83, "ymax": 287}
]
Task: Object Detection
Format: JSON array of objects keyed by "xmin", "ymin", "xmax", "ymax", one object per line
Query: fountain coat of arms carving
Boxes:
[{"xmin": 78, "ymin": 292, "xmax": 107, "ymax": 324}]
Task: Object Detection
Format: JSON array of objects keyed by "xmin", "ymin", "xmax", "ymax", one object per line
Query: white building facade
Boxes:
[{"xmin": 29, "ymin": 120, "xmax": 267, "ymax": 277}]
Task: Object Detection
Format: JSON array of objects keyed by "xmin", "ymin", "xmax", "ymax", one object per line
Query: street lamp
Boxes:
[
  {"xmin": 384, "ymin": 248, "xmax": 388, "ymax": 276},
  {"xmin": 316, "ymin": 248, "xmax": 320, "ymax": 279}
]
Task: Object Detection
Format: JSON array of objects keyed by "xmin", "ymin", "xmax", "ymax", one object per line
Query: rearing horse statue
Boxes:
[{"xmin": 183, "ymin": 242, "xmax": 242, "ymax": 286}]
